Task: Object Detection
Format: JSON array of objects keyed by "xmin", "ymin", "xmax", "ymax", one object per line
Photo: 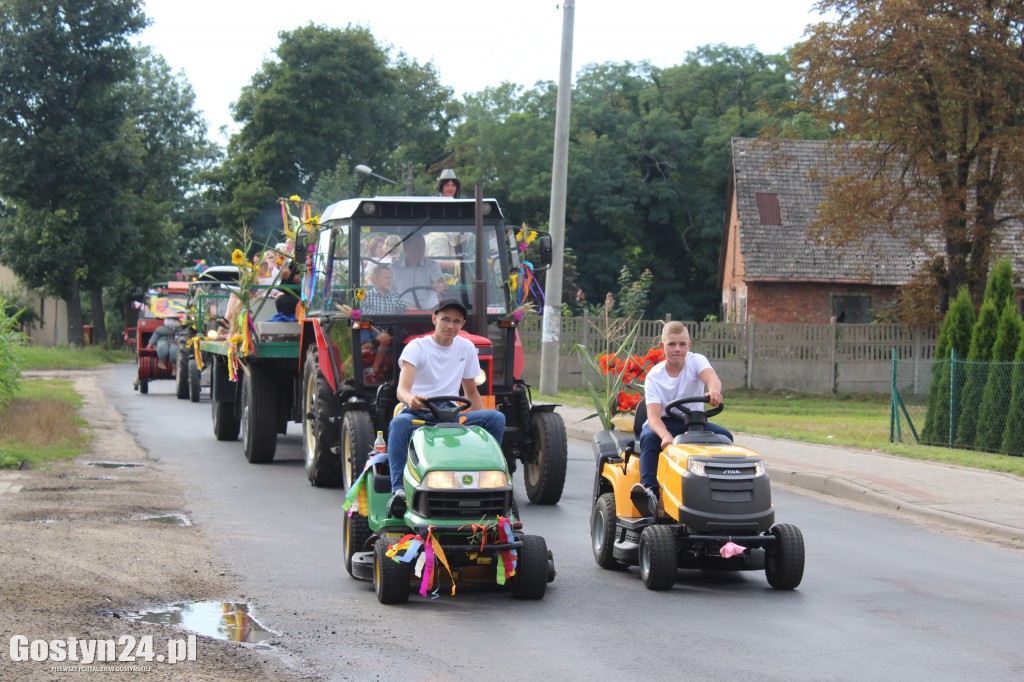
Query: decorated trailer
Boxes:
[{"xmin": 297, "ymin": 195, "xmax": 569, "ymax": 504}]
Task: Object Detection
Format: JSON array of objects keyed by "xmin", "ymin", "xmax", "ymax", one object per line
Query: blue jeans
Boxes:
[
  {"xmin": 638, "ymin": 417, "xmax": 733, "ymax": 490},
  {"xmin": 387, "ymin": 408, "xmax": 506, "ymax": 492}
]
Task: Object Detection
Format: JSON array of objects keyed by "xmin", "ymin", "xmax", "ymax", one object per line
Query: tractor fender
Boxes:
[{"xmin": 304, "ymin": 319, "xmax": 345, "ymax": 392}]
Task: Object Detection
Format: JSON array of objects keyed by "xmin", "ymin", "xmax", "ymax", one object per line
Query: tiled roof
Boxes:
[{"xmin": 730, "ymin": 137, "xmax": 1024, "ymax": 284}]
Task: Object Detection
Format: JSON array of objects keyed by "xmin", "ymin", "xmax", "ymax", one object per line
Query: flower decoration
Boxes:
[{"xmin": 279, "ymin": 195, "xmax": 321, "ymax": 244}]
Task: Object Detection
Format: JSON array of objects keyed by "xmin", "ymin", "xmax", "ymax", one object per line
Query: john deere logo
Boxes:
[{"xmin": 461, "ymin": 474, "xmax": 474, "ymax": 486}]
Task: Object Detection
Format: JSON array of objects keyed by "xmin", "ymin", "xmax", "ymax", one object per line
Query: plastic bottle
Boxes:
[{"xmin": 374, "ymin": 431, "xmax": 386, "ymax": 454}]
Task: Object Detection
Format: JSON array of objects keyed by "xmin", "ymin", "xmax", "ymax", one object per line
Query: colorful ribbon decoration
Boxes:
[{"xmin": 342, "ymin": 453, "xmax": 388, "ymax": 512}]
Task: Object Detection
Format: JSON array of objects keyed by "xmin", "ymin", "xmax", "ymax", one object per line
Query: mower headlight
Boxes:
[
  {"xmin": 687, "ymin": 459, "xmax": 707, "ymax": 477},
  {"xmin": 753, "ymin": 461, "xmax": 766, "ymax": 477},
  {"xmin": 423, "ymin": 471, "xmax": 509, "ymax": 489}
]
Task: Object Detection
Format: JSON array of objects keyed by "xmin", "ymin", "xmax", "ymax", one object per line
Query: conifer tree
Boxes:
[
  {"xmin": 954, "ymin": 299, "xmax": 999, "ymax": 447},
  {"xmin": 921, "ymin": 287, "xmax": 975, "ymax": 445},
  {"xmin": 1000, "ymin": 333, "xmax": 1024, "ymax": 456},
  {"xmin": 975, "ymin": 305, "xmax": 1023, "ymax": 451}
]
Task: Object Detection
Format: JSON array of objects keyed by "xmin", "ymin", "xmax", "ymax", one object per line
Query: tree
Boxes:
[
  {"xmin": 0, "ymin": 0, "xmax": 147, "ymax": 345},
  {"xmin": 1000, "ymin": 333, "xmax": 1024, "ymax": 455},
  {"xmin": 793, "ymin": 1, "xmax": 1024, "ymax": 311},
  {"xmin": 953, "ymin": 299, "xmax": 998, "ymax": 447},
  {"xmin": 975, "ymin": 303, "xmax": 1023, "ymax": 451},
  {"xmin": 921, "ymin": 287, "xmax": 975, "ymax": 445},
  {"xmin": 218, "ymin": 24, "xmax": 453, "ymax": 228}
]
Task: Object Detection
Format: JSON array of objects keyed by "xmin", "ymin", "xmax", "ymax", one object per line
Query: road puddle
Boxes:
[
  {"xmin": 60, "ymin": 474, "xmax": 118, "ymax": 480},
  {"xmin": 85, "ymin": 461, "xmax": 146, "ymax": 469},
  {"xmin": 129, "ymin": 601, "xmax": 275, "ymax": 645},
  {"xmin": 135, "ymin": 513, "xmax": 192, "ymax": 526}
]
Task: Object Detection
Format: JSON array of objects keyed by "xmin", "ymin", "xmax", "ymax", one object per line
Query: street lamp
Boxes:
[{"xmin": 355, "ymin": 164, "xmax": 412, "ymax": 195}]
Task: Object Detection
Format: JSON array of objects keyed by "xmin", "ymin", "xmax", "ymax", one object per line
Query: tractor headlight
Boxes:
[
  {"xmin": 753, "ymin": 461, "xmax": 766, "ymax": 477},
  {"xmin": 423, "ymin": 471, "xmax": 509, "ymax": 489},
  {"xmin": 688, "ymin": 459, "xmax": 707, "ymax": 477}
]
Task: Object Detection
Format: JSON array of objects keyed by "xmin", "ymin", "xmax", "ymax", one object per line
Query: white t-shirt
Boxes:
[
  {"xmin": 643, "ymin": 353, "xmax": 712, "ymax": 418},
  {"xmin": 391, "ymin": 256, "xmax": 444, "ymax": 310},
  {"xmin": 400, "ymin": 334, "xmax": 480, "ymax": 401}
]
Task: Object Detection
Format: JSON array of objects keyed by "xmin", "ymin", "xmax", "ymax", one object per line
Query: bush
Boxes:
[{"xmin": 0, "ymin": 296, "xmax": 27, "ymax": 407}]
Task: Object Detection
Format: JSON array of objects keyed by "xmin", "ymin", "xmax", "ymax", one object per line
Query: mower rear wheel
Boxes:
[
  {"xmin": 302, "ymin": 349, "xmax": 342, "ymax": 487},
  {"xmin": 591, "ymin": 493, "xmax": 623, "ymax": 569},
  {"xmin": 188, "ymin": 358, "xmax": 201, "ymax": 402},
  {"xmin": 342, "ymin": 411, "xmax": 373, "ymax": 489},
  {"xmin": 373, "ymin": 537, "xmax": 410, "ymax": 604},
  {"xmin": 343, "ymin": 511, "xmax": 372, "ymax": 578},
  {"xmin": 639, "ymin": 525, "xmax": 677, "ymax": 591},
  {"xmin": 241, "ymin": 365, "xmax": 278, "ymax": 463},
  {"xmin": 765, "ymin": 523, "xmax": 805, "ymax": 590},
  {"xmin": 511, "ymin": 535, "xmax": 548, "ymax": 600},
  {"xmin": 175, "ymin": 351, "xmax": 189, "ymax": 399},
  {"xmin": 523, "ymin": 411, "xmax": 567, "ymax": 505}
]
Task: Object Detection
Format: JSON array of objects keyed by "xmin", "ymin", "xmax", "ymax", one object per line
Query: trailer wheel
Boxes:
[
  {"xmin": 342, "ymin": 411, "xmax": 373, "ymax": 488},
  {"xmin": 302, "ymin": 349, "xmax": 342, "ymax": 487},
  {"xmin": 241, "ymin": 365, "xmax": 278, "ymax": 463},
  {"xmin": 175, "ymin": 350, "xmax": 189, "ymax": 399},
  {"xmin": 523, "ymin": 411, "xmax": 567, "ymax": 505},
  {"xmin": 188, "ymin": 358, "xmax": 201, "ymax": 402}
]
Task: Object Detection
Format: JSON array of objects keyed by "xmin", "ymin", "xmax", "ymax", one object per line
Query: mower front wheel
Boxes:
[
  {"xmin": 591, "ymin": 493, "xmax": 622, "ymax": 570},
  {"xmin": 639, "ymin": 525, "xmax": 677, "ymax": 591},
  {"xmin": 373, "ymin": 537, "xmax": 410, "ymax": 604},
  {"xmin": 765, "ymin": 523, "xmax": 805, "ymax": 590},
  {"xmin": 511, "ymin": 535, "xmax": 548, "ymax": 600}
]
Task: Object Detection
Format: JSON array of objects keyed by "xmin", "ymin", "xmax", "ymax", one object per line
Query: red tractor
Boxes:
[
  {"xmin": 129, "ymin": 281, "xmax": 189, "ymax": 394},
  {"xmin": 297, "ymin": 195, "xmax": 569, "ymax": 504}
]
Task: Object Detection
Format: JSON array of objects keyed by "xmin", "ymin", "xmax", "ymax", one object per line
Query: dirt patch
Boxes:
[{"xmin": 0, "ymin": 370, "xmax": 318, "ymax": 680}]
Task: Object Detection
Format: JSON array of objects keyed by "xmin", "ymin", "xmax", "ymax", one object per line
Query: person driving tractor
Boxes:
[
  {"xmin": 633, "ymin": 321, "xmax": 733, "ymax": 518},
  {"xmin": 385, "ymin": 299, "xmax": 506, "ymax": 518}
]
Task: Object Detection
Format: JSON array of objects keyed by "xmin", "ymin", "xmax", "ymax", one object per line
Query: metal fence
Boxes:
[{"xmin": 891, "ymin": 351, "xmax": 1024, "ymax": 456}]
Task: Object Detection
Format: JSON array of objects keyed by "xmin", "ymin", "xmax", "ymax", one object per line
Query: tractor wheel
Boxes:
[
  {"xmin": 591, "ymin": 493, "xmax": 623, "ymax": 570},
  {"xmin": 302, "ymin": 349, "xmax": 342, "ymax": 487},
  {"xmin": 342, "ymin": 411, "xmax": 374, "ymax": 489},
  {"xmin": 188, "ymin": 358, "xmax": 201, "ymax": 402},
  {"xmin": 373, "ymin": 537, "xmax": 410, "ymax": 604},
  {"xmin": 343, "ymin": 511, "xmax": 372, "ymax": 578},
  {"xmin": 511, "ymin": 534, "xmax": 548, "ymax": 600},
  {"xmin": 639, "ymin": 525, "xmax": 677, "ymax": 591},
  {"xmin": 523, "ymin": 411, "xmax": 568, "ymax": 505},
  {"xmin": 138, "ymin": 377, "xmax": 149, "ymax": 394},
  {"xmin": 175, "ymin": 351, "xmax": 189, "ymax": 399},
  {"xmin": 241, "ymin": 365, "xmax": 278, "ymax": 463},
  {"xmin": 765, "ymin": 523, "xmax": 805, "ymax": 590}
]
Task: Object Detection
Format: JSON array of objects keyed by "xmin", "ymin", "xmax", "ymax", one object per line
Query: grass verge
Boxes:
[
  {"xmin": 17, "ymin": 344, "xmax": 131, "ymax": 370},
  {"xmin": 0, "ymin": 378, "xmax": 90, "ymax": 468},
  {"xmin": 537, "ymin": 387, "xmax": 1024, "ymax": 478}
]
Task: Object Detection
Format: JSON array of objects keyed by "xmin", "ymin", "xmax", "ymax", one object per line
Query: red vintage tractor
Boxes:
[{"xmin": 129, "ymin": 281, "xmax": 189, "ymax": 394}]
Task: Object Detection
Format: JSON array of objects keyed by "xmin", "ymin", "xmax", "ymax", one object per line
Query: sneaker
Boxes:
[
  {"xmin": 630, "ymin": 483, "xmax": 659, "ymax": 519},
  {"xmin": 386, "ymin": 489, "xmax": 407, "ymax": 518}
]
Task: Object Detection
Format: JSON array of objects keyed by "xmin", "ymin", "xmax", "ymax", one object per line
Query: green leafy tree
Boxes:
[
  {"xmin": 975, "ymin": 304, "xmax": 1023, "ymax": 451},
  {"xmin": 0, "ymin": 0, "xmax": 147, "ymax": 345},
  {"xmin": 921, "ymin": 287, "xmax": 975, "ymax": 445},
  {"xmin": 954, "ymin": 299, "xmax": 998, "ymax": 447},
  {"xmin": 218, "ymin": 24, "xmax": 452, "ymax": 228},
  {"xmin": 1000, "ymin": 333, "xmax": 1024, "ymax": 455},
  {"xmin": 793, "ymin": 2, "xmax": 1024, "ymax": 310}
]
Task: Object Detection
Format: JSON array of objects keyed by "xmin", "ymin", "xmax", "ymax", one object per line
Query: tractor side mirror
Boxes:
[{"xmin": 533, "ymin": 232, "xmax": 553, "ymax": 271}]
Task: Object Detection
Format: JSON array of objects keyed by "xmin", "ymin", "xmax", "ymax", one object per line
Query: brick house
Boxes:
[{"xmin": 718, "ymin": 137, "xmax": 1023, "ymax": 323}]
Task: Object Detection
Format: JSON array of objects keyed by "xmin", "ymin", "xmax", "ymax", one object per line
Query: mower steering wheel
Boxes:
[
  {"xmin": 397, "ymin": 286, "xmax": 438, "ymax": 311},
  {"xmin": 423, "ymin": 396, "xmax": 473, "ymax": 423},
  {"xmin": 665, "ymin": 394, "xmax": 724, "ymax": 420}
]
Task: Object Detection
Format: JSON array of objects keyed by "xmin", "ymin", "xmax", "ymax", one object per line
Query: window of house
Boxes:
[{"xmin": 832, "ymin": 295, "xmax": 870, "ymax": 323}]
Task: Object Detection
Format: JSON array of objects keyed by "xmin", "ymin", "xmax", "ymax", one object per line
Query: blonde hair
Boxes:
[{"xmin": 662, "ymin": 320, "xmax": 689, "ymax": 341}]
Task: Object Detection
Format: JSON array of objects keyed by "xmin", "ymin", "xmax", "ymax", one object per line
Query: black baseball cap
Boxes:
[{"xmin": 434, "ymin": 298, "xmax": 468, "ymax": 318}]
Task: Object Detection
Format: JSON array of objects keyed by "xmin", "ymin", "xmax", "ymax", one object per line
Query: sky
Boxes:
[{"xmin": 139, "ymin": 0, "xmax": 825, "ymax": 144}]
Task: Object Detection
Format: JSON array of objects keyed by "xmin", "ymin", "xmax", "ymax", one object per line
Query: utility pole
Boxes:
[
  {"xmin": 539, "ymin": 0, "xmax": 574, "ymax": 396},
  {"xmin": 405, "ymin": 162, "xmax": 413, "ymax": 196}
]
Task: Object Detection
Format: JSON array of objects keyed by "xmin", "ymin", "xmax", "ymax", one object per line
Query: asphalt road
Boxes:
[{"xmin": 106, "ymin": 364, "xmax": 1024, "ymax": 682}]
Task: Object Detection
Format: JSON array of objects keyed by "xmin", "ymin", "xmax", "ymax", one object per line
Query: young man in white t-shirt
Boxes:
[
  {"xmin": 385, "ymin": 299, "xmax": 506, "ymax": 517},
  {"xmin": 633, "ymin": 321, "xmax": 732, "ymax": 518}
]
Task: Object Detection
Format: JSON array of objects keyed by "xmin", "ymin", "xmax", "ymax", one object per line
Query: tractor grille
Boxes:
[
  {"xmin": 417, "ymin": 490, "xmax": 509, "ymax": 519},
  {"xmin": 703, "ymin": 459, "xmax": 761, "ymax": 503}
]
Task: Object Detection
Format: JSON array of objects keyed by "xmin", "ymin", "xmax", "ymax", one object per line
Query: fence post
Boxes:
[
  {"xmin": 746, "ymin": 317, "xmax": 755, "ymax": 389},
  {"xmin": 582, "ymin": 309, "xmax": 590, "ymax": 354},
  {"xmin": 830, "ymin": 316, "xmax": 838, "ymax": 393},
  {"xmin": 912, "ymin": 325, "xmax": 922, "ymax": 394},
  {"xmin": 890, "ymin": 346, "xmax": 898, "ymax": 443}
]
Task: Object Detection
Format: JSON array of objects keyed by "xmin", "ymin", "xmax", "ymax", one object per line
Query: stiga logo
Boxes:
[{"xmin": 8, "ymin": 634, "xmax": 197, "ymax": 666}]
